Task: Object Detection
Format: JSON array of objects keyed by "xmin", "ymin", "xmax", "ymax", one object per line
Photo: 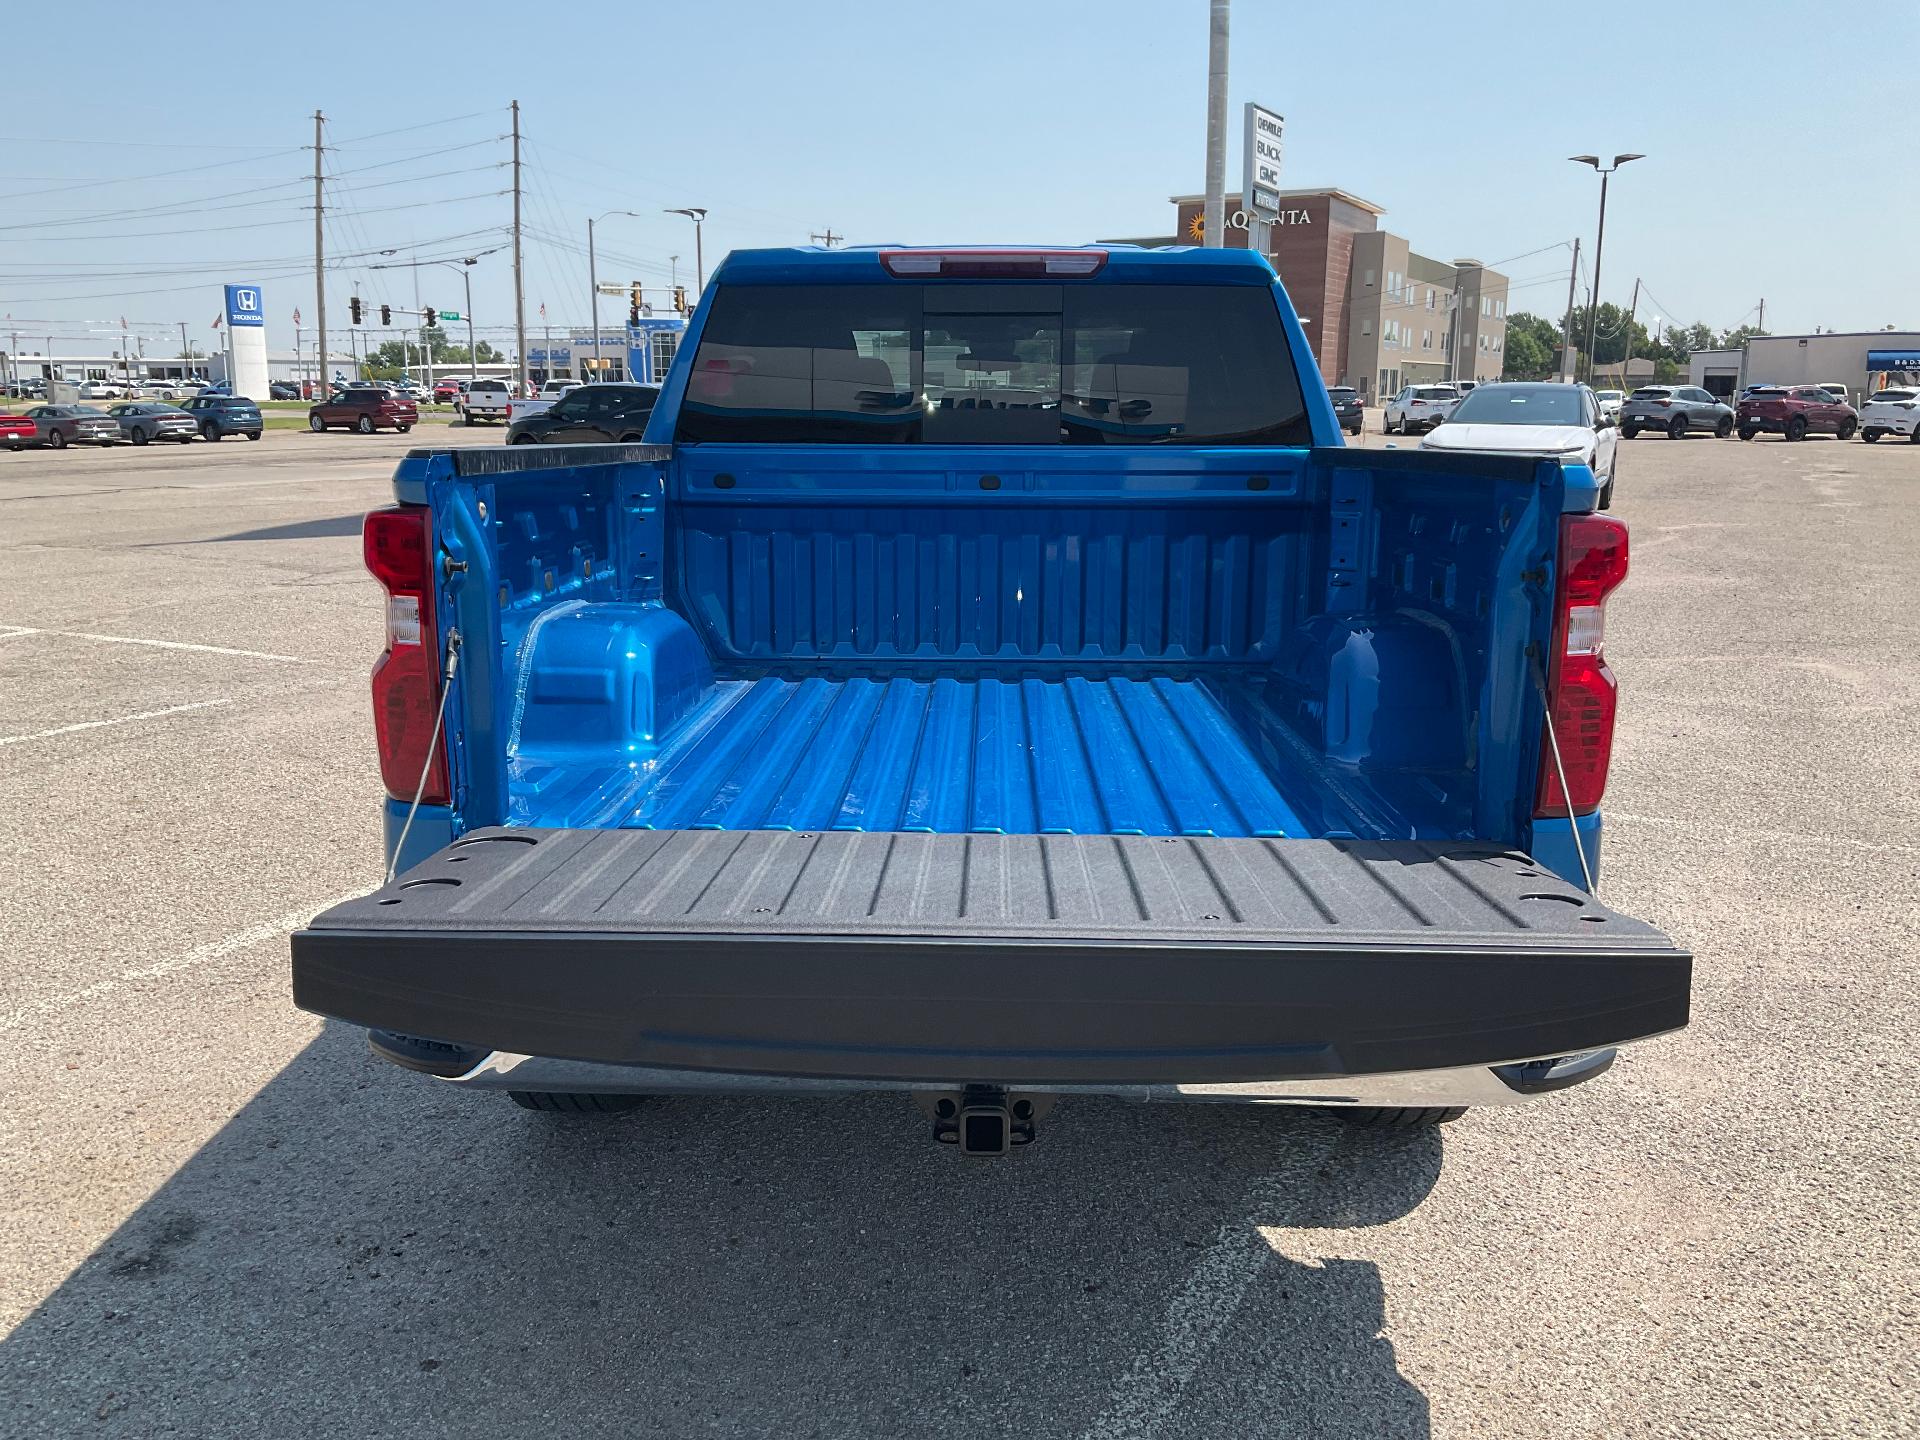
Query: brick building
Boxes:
[{"xmin": 1107, "ymin": 189, "xmax": 1509, "ymax": 400}]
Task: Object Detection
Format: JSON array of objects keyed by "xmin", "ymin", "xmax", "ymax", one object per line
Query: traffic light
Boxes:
[
  {"xmin": 422, "ymin": 308, "xmax": 438, "ymax": 328},
  {"xmin": 673, "ymin": 285, "xmax": 688, "ymax": 315},
  {"xmin": 379, "ymin": 304, "xmax": 392, "ymax": 326},
  {"xmin": 629, "ymin": 283, "xmax": 642, "ymax": 326},
  {"xmin": 349, "ymin": 296, "xmax": 363, "ymax": 325}
]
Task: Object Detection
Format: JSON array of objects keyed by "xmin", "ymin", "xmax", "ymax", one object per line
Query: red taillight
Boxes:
[
  {"xmin": 878, "ymin": 247, "xmax": 1108, "ymax": 278},
  {"xmin": 1535, "ymin": 513, "xmax": 1629, "ymax": 818},
  {"xmin": 363, "ymin": 506, "xmax": 448, "ymax": 805}
]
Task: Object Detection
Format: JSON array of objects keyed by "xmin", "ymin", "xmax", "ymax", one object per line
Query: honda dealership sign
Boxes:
[{"xmin": 222, "ymin": 282, "xmax": 269, "ymax": 398}]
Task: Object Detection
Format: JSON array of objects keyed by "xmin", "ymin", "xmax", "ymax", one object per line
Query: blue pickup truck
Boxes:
[{"xmin": 293, "ymin": 245, "xmax": 1689, "ymax": 1154}]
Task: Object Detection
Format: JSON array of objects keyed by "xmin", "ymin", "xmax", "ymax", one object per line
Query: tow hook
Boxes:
[{"xmin": 915, "ymin": 1087, "xmax": 1056, "ymax": 1156}]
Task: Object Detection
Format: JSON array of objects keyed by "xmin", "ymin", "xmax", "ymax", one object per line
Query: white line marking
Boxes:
[
  {"xmin": 0, "ymin": 626, "xmax": 314, "ymax": 663},
  {"xmin": 1080, "ymin": 1127, "xmax": 1340, "ymax": 1439},
  {"xmin": 0, "ymin": 697, "xmax": 232, "ymax": 747},
  {"xmin": 0, "ymin": 891, "xmax": 366, "ymax": 1031}
]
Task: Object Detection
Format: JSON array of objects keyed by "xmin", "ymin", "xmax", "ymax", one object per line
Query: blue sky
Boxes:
[{"xmin": 2, "ymin": 1, "xmax": 1913, "ymax": 354}]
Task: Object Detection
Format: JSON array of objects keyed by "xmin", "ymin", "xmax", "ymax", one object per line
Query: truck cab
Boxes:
[{"xmin": 293, "ymin": 246, "xmax": 1688, "ymax": 1153}]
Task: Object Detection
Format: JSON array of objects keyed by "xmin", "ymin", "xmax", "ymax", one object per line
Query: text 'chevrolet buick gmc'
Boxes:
[{"xmin": 291, "ymin": 245, "xmax": 1689, "ymax": 1156}]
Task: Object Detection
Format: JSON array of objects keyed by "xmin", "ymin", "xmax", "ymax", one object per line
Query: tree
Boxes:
[
  {"xmin": 1717, "ymin": 323, "xmax": 1770, "ymax": 350},
  {"xmin": 363, "ymin": 336, "xmax": 504, "ymax": 374},
  {"xmin": 1501, "ymin": 311, "xmax": 1563, "ymax": 380}
]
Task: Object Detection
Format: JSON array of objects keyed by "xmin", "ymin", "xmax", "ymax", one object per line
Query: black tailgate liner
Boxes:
[{"xmin": 292, "ymin": 829, "xmax": 1691, "ymax": 1084}]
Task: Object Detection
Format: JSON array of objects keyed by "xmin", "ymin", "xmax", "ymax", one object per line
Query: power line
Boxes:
[{"xmin": 328, "ymin": 111, "xmax": 502, "ymax": 147}]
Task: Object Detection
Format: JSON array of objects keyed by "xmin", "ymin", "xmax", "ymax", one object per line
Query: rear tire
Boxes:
[
  {"xmin": 1329, "ymin": 1106, "xmax": 1467, "ymax": 1130},
  {"xmin": 1738, "ymin": 427, "xmax": 1756, "ymax": 441},
  {"xmin": 508, "ymin": 1091, "xmax": 646, "ymax": 1115},
  {"xmin": 509, "ymin": 433, "xmax": 536, "ymax": 444},
  {"xmin": 1862, "ymin": 429, "xmax": 1881, "ymax": 442},
  {"xmin": 1621, "ymin": 424, "xmax": 1640, "ymax": 439},
  {"xmin": 1599, "ymin": 478, "xmax": 1615, "ymax": 510},
  {"xmin": 1714, "ymin": 416, "xmax": 1733, "ymax": 439},
  {"xmin": 396, "ymin": 424, "xmax": 412, "ymax": 434},
  {"xmin": 1910, "ymin": 424, "xmax": 1920, "ymax": 444},
  {"xmin": 1786, "ymin": 416, "xmax": 1808, "ymax": 442},
  {"xmin": 1667, "ymin": 415, "xmax": 1687, "ymax": 439}
]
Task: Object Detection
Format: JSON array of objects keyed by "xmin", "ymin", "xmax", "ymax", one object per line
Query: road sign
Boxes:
[
  {"xmin": 437, "ymin": 311, "xmax": 463, "ymax": 322},
  {"xmin": 1242, "ymin": 104, "xmax": 1284, "ymax": 215}
]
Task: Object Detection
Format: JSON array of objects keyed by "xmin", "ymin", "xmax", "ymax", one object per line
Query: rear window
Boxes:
[
  {"xmin": 1412, "ymin": 387, "xmax": 1456, "ymax": 400},
  {"xmin": 469, "ymin": 380, "xmax": 508, "ymax": 394},
  {"xmin": 676, "ymin": 281, "xmax": 1310, "ymax": 446},
  {"xmin": 1327, "ymin": 387, "xmax": 1357, "ymax": 401},
  {"xmin": 1629, "ymin": 388, "xmax": 1670, "ymax": 399},
  {"xmin": 1870, "ymin": 390, "xmax": 1915, "ymax": 402}
]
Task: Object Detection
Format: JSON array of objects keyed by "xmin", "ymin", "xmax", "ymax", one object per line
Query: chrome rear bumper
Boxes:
[{"xmin": 431, "ymin": 1049, "xmax": 1616, "ymax": 1108}]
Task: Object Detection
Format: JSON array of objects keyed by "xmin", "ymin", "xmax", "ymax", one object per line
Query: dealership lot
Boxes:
[{"xmin": 1, "ymin": 431, "xmax": 1915, "ymax": 1437}]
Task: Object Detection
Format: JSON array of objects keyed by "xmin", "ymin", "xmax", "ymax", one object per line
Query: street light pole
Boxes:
[
  {"xmin": 666, "ymin": 207, "xmax": 708, "ymax": 292},
  {"xmin": 1203, "ymin": 0, "xmax": 1230, "ymax": 248},
  {"xmin": 589, "ymin": 210, "xmax": 642, "ymax": 383},
  {"xmin": 1569, "ymin": 152, "xmax": 1644, "ymax": 383}
]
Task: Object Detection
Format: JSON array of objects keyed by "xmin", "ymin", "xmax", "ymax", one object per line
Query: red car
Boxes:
[
  {"xmin": 308, "ymin": 387, "xmax": 418, "ymax": 435},
  {"xmin": 1736, "ymin": 385, "xmax": 1858, "ymax": 442},
  {"xmin": 433, "ymin": 379, "xmax": 461, "ymax": 403},
  {"xmin": 1, "ymin": 410, "xmax": 33, "ymax": 450}
]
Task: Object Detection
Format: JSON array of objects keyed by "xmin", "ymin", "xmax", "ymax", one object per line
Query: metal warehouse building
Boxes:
[{"xmin": 1731, "ymin": 331, "xmax": 1920, "ymax": 405}]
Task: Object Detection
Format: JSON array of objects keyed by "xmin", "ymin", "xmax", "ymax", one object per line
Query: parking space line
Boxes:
[
  {"xmin": 0, "ymin": 626, "xmax": 314, "ymax": 663},
  {"xmin": 0, "ymin": 698, "xmax": 232, "ymax": 748},
  {"xmin": 0, "ymin": 891, "xmax": 365, "ymax": 1032}
]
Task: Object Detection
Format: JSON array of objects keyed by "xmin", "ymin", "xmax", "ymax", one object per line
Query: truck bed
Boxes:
[{"xmin": 508, "ymin": 672, "xmax": 1383, "ymax": 838}]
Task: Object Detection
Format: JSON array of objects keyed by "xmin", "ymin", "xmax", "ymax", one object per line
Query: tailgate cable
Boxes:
[
  {"xmin": 1529, "ymin": 645, "xmax": 1598, "ymax": 897},
  {"xmin": 387, "ymin": 627, "xmax": 463, "ymax": 884}
]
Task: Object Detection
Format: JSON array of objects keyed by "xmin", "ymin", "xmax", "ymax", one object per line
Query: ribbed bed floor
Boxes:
[{"xmin": 509, "ymin": 674, "xmax": 1373, "ymax": 838}]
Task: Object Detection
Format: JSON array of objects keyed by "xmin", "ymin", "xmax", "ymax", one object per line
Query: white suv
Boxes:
[
  {"xmin": 1385, "ymin": 384, "xmax": 1461, "ymax": 435},
  {"xmin": 1860, "ymin": 387, "xmax": 1920, "ymax": 443},
  {"xmin": 1594, "ymin": 389, "xmax": 1624, "ymax": 422}
]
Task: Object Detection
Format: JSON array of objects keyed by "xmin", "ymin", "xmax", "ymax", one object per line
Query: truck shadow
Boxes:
[{"xmin": 2, "ymin": 1021, "xmax": 1437, "ymax": 1438}]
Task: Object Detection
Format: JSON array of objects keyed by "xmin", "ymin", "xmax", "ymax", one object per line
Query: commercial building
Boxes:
[
  {"xmin": 1728, "ymin": 331, "xmax": 1920, "ymax": 405},
  {"xmin": 1105, "ymin": 189, "xmax": 1510, "ymax": 398}
]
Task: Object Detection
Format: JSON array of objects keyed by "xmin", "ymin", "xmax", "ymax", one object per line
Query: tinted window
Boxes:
[
  {"xmin": 1412, "ymin": 387, "xmax": 1456, "ymax": 400},
  {"xmin": 1871, "ymin": 390, "xmax": 1916, "ymax": 402},
  {"xmin": 1630, "ymin": 388, "xmax": 1669, "ymax": 399},
  {"xmin": 1327, "ymin": 388, "xmax": 1357, "ymax": 401},
  {"xmin": 677, "ymin": 282, "xmax": 1309, "ymax": 446},
  {"xmin": 1449, "ymin": 385, "xmax": 1586, "ymax": 426},
  {"xmin": 470, "ymin": 380, "xmax": 508, "ymax": 394}
]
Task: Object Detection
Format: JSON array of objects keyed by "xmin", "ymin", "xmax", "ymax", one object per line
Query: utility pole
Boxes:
[
  {"xmin": 810, "ymin": 229, "xmax": 842, "ymax": 248},
  {"xmin": 510, "ymin": 100, "xmax": 528, "ymax": 398},
  {"xmin": 1757, "ymin": 297, "xmax": 1765, "ymax": 333},
  {"xmin": 1203, "ymin": 0, "xmax": 1229, "ymax": 248},
  {"xmin": 313, "ymin": 110, "xmax": 327, "ymax": 399},
  {"xmin": 1619, "ymin": 277, "xmax": 1641, "ymax": 391},
  {"xmin": 177, "ymin": 321, "xmax": 189, "ymax": 381},
  {"xmin": 1559, "ymin": 236, "xmax": 1581, "ymax": 382}
]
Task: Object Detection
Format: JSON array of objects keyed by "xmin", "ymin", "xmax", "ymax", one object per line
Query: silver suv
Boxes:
[{"xmin": 1619, "ymin": 385, "xmax": 1734, "ymax": 440}]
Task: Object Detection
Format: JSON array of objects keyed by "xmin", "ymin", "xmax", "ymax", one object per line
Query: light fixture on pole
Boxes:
[
  {"xmin": 1568, "ymin": 153, "xmax": 1644, "ymax": 382},
  {"xmin": 664, "ymin": 207, "xmax": 708, "ymax": 293},
  {"xmin": 588, "ymin": 210, "xmax": 642, "ymax": 382}
]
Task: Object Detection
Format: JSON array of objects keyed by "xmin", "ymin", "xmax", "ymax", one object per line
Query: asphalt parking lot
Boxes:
[{"xmin": 2, "ymin": 424, "xmax": 1915, "ymax": 1438}]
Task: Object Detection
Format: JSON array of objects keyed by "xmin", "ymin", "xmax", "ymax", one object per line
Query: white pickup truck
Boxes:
[
  {"xmin": 455, "ymin": 378, "xmax": 512, "ymax": 425},
  {"xmin": 506, "ymin": 379, "xmax": 582, "ymax": 426}
]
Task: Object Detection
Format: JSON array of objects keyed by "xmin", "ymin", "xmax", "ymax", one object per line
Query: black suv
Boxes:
[
  {"xmin": 1327, "ymin": 386, "xmax": 1364, "ymax": 436},
  {"xmin": 506, "ymin": 383, "xmax": 660, "ymax": 445}
]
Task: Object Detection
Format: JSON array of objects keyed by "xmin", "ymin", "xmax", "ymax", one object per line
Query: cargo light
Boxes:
[
  {"xmin": 1535, "ymin": 513, "xmax": 1629, "ymax": 818},
  {"xmin": 364, "ymin": 506, "xmax": 449, "ymax": 806},
  {"xmin": 878, "ymin": 248, "xmax": 1108, "ymax": 278}
]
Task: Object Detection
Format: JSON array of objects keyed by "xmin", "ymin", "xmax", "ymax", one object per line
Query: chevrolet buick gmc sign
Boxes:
[
  {"xmin": 1243, "ymin": 104, "xmax": 1284, "ymax": 214},
  {"xmin": 224, "ymin": 284, "xmax": 265, "ymax": 327}
]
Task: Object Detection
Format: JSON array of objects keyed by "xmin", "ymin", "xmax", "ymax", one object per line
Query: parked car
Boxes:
[
  {"xmin": 506, "ymin": 382, "xmax": 660, "ymax": 444},
  {"xmin": 270, "ymin": 381, "xmax": 303, "ymax": 400},
  {"xmin": 1326, "ymin": 385, "xmax": 1364, "ymax": 436},
  {"xmin": 77, "ymin": 380, "xmax": 128, "ymax": 401},
  {"xmin": 455, "ymin": 378, "xmax": 511, "ymax": 424},
  {"xmin": 106, "ymin": 401, "xmax": 198, "ymax": 445},
  {"xmin": 1736, "ymin": 385, "xmax": 1858, "ymax": 441},
  {"xmin": 291, "ymin": 244, "xmax": 1690, "ymax": 1147},
  {"xmin": 178, "ymin": 393, "xmax": 264, "ymax": 441},
  {"xmin": 1593, "ymin": 389, "xmax": 1624, "ymax": 423},
  {"xmin": 1619, "ymin": 386, "xmax": 1734, "ymax": 440},
  {"xmin": 1, "ymin": 408, "xmax": 35, "ymax": 448},
  {"xmin": 308, "ymin": 386, "xmax": 419, "ymax": 434},
  {"xmin": 24, "ymin": 404, "xmax": 122, "ymax": 448},
  {"xmin": 1419, "ymin": 381, "xmax": 1618, "ymax": 509},
  {"xmin": 1384, "ymin": 384, "xmax": 1461, "ymax": 435},
  {"xmin": 432, "ymin": 379, "xmax": 463, "ymax": 403},
  {"xmin": 1859, "ymin": 387, "xmax": 1920, "ymax": 443},
  {"xmin": 1816, "ymin": 383, "xmax": 1851, "ymax": 404}
]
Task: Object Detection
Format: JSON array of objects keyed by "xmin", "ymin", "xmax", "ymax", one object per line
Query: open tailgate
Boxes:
[{"xmin": 292, "ymin": 830, "xmax": 1690, "ymax": 1085}]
